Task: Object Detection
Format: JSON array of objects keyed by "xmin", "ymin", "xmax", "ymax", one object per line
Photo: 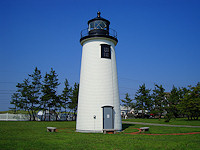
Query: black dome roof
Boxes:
[
  {"xmin": 80, "ymin": 12, "xmax": 118, "ymax": 45},
  {"xmin": 88, "ymin": 12, "xmax": 110, "ymax": 25}
]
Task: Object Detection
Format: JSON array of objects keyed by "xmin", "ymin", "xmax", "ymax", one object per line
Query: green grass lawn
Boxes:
[
  {"xmin": 123, "ymin": 118, "xmax": 200, "ymax": 126},
  {"xmin": 0, "ymin": 121, "xmax": 200, "ymax": 150}
]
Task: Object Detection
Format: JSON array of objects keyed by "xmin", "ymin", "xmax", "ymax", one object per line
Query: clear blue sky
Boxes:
[{"xmin": 0, "ymin": 0, "xmax": 199, "ymax": 111}]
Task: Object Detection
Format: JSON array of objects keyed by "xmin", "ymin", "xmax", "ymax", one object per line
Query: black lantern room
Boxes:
[{"xmin": 80, "ymin": 12, "xmax": 118, "ymax": 44}]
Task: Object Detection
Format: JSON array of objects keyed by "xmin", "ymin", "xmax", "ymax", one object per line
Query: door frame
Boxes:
[{"xmin": 102, "ymin": 105, "xmax": 114, "ymax": 129}]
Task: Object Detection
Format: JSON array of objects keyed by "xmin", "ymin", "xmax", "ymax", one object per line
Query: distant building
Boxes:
[{"xmin": 120, "ymin": 105, "xmax": 134, "ymax": 115}]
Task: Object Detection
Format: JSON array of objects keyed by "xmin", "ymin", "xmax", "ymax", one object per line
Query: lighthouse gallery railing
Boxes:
[{"xmin": 80, "ymin": 28, "xmax": 117, "ymax": 39}]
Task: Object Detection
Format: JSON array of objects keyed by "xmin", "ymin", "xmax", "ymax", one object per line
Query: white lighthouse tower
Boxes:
[{"xmin": 76, "ymin": 12, "xmax": 122, "ymax": 133}]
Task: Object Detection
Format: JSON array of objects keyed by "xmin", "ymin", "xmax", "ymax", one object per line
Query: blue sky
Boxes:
[{"xmin": 0, "ymin": 0, "xmax": 200, "ymax": 111}]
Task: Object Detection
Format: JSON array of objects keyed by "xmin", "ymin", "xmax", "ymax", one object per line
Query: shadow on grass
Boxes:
[{"xmin": 122, "ymin": 123, "xmax": 135, "ymax": 130}]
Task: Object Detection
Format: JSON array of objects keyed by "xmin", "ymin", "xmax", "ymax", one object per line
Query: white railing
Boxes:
[{"xmin": 80, "ymin": 28, "xmax": 117, "ymax": 39}]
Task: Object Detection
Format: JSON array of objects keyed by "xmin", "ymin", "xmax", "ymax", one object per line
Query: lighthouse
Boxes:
[{"xmin": 76, "ymin": 12, "xmax": 122, "ymax": 133}]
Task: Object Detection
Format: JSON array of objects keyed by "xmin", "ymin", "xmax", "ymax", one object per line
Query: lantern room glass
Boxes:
[{"xmin": 89, "ymin": 20, "xmax": 108, "ymax": 31}]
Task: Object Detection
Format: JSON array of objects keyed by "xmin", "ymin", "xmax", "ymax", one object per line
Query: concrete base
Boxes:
[
  {"xmin": 76, "ymin": 129, "xmax": 103, "ymax": 133},
  {"xmin": 76, "ymin": 129, "xmax": 121, "ymax": 134},
  {"xmin": 103, "ymin": 129, "xmax": 117, "ymax": 134}
]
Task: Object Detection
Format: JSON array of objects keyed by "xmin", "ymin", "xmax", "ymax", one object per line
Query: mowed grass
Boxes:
[
  {"xmin": 0, "ymin": 121, "xmax": 200, "ymax": 150},
  {"xmin": 124, "ymin": 118, "xmax": 200, "ymax": 126},
  {"xmin": 122, "ymin": 123, "xmax": 200, "ymax": 134}
]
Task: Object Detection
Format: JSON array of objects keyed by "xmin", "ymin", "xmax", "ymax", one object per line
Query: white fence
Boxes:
[
  {"xmin": 37, "ymin": 113, "xmax": 75, "ymax": 121},
  {"xmin": 0, "ymin": 113, "xmax": 29, "ymax": 121},
  {"xmin": 0, "ymin": 113, "xmax": 75, "ymax": 121}
]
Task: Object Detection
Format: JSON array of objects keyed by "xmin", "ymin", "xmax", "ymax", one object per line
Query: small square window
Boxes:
[{"xmin": 101, "ymin": 44, "xmax": 111, "ymax": 59}]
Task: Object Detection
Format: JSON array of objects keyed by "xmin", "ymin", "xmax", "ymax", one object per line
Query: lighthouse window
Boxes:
[
  {"xmin": 101, "ymin": 44, "xmax": 111, "ymax": 59},
  {"xmin": 95, "ymin": 21, "xmax": 107, "ymax": 29},
  {"xmin": 89, "ymin": 21, "xmax": 107, "ymax": 31},
  {"xmin": 89, "ymin": 22, "xmax": 95, "ymax": 30}
]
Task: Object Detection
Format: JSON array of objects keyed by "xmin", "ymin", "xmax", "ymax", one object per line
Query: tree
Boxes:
[
  {"xmin": 41, "ymin": 68, "xmax": 60, "ymax": 121},
  {"xmin": 166, "ymin": 86, "xmax": 181, "ymax": 118},
  {"xmin": 16, "ymin": 78, "xmax": 32, "ymax": 120},
  {"xmin": 28, "ymin": 67, "xmax": 42, "ymax": 120},
  {"xmin": 152, "ymin": 84, "xmax": 166, "ymax": 119},
  {"xmin": 135, "ymin": 84, "xmax": 152, "ymax": 118},
  {"xmin": 10, "ymin": 67, "xmax": 42, "ymax": 120},
  {"xmin": 10, "ymin": 93, "xmax": 21, "ymax": 113},
  {"xmin": 178, "ymin": 83, "xmax": 200, "ymax": 120},
  {"xmin": 68, "ymin": 82, "xmax": 79, "ymax": 120},
  {"xmin": 121, "ymin": 93, "xmax": 134, "ymax": 114},
  {"xmin": 11, "ymin": 67, "xmax": 41, "ymax": 120},
  {"xmin": 61, "ymin": 79, "xmax": 71, "ymax": 119}
]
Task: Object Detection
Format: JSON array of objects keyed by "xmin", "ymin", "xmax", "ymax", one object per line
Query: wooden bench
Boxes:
[
  {"xmin": 140, "ymin": 127, "xmax": 149, "ymax": 132},
  {"xmin": 103, "ymin": 129, "xmax": 117, "ymax": 134},
  {"xmin": 47, "ymin": 127, "xmax": 57, "ymax": 132}
]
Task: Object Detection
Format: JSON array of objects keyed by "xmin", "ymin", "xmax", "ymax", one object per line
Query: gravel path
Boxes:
[{"xmin": 122, "ymin": 121, "xmax": 200, "ymax": 128}]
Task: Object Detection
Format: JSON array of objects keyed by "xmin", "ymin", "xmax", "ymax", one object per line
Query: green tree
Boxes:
[
  {"xmin": 166, "ymin": 86, "xmax": 181, "ymax": 118},
  {"xmin": 14, "ymin": 68, "xmax": 41, "ymax": 120},
  {"xmin": 135, "ymin": 84, "xmax": 152, "ymax": 118},
  {"xmin": 121, "ymin": 93, "xmax": 134, "ymax": 114},
  {"xmin": 10, "ymin": 67, "xmax": 42, "ymax": 120},
  {"xmin": 41, "ymin": 68, "xmax": 60, "ymax": 121},
  {"xmin": 16, "ymin": 78, "xmax": 32, "ymax": 120},
  {"xmin": 28, "ymin": 67, "xmax": 42, "ymax": 120},
  {"xmin": 68, "ymin": 82, "xmax": 79, "ymax": 120},
  {"xmin": 10, "ymin": 93, "xmax": 21, "ymax": 113},
  {"xmin": 152, "ymin": 84, "xmax": 166, "ymax": 119},
  {"xmin": 61, "ymin": 79, "xmax": 71, "ymax": 118},
  {"xmin": 178, "ymin": 83, "xmax": 200, "ymax": 120}
]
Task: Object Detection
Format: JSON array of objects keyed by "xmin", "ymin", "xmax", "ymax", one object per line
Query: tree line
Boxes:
[
  {"xmin": 10, "ymin": 67, "xmax": 79, "ymax": 121},
  {"xmin": 10, "ymin": 67, "xmax": 199, "ymax": 121},
  {"xmin": 121, "ymin": 83, "xmax": 200, "ymax": 121}
]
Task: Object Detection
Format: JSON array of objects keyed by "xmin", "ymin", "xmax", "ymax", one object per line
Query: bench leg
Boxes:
[{"xmin": 47, "ymin": 129, "xmax": 54, "ymax": 132}]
